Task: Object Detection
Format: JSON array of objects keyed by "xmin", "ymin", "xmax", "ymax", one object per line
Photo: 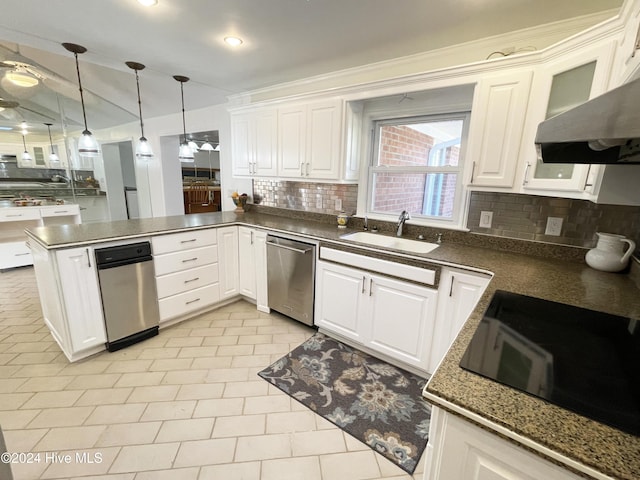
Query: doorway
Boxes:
[
  {"xmin": 100, "ymin": 141, "xmax": 139, "ymax": 220},
  {"xmin": 180, "ymin": 130, "xmax": 221, "ymax": 214}
]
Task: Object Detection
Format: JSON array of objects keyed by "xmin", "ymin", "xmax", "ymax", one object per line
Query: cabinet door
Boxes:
[
  {"xmin": 254, "ymin": 109, "xmax": 278, "ymax": 176},
  {"xmin": 315, "ymin": 260, "xmax": 366, "ymax": 343},
  {"xmin": 217, "ymin": 226, "xmax": 239, "ymax": 300},
  {"xmin": 306, "ymin": 100, "xmax": 342, "ymax": 179},
  {"xmin": 522, "ymin": 42, "xmax": 615, "ymax": 192},
  {"xmin": 467, "ymin": 70, "xmax": 533, "ymax": 187},
  {"xmin": 430, "ymin": 269, "xmax": 490, "ymax": 373},
  {"xmin": 278, "ymin": 105, "xmax": 307, "ymax": 177},
  {"xmin": 231, "ymin": 113, "xmax": 252, "ymax": 176},
  {"xmin": 367, "ymin": 274, "xmax": 437, "ymax": 371},
  {"xmin": 56, "ymin": 247, "xmax": 106, "ymax": 353},
  {"xmin": 427, "ymin": 407, "xmax": 584, "ymax": 480},
  {"xmin": 238, "ymin": 226, "xmax": 257, "ymax": 299},
  {"xmin": 253, "ymin": 230, "xmax": 269, "ymax": 312}
]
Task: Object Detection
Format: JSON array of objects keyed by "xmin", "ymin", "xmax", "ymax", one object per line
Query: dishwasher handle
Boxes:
[{"xmin": 266, "ymin": 240, "xmax": 312, "ymax": 254}]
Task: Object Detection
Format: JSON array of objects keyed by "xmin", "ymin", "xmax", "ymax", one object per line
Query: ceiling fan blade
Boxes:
[{"xmin": 0, "ymin": 99, "xmax": 20, "ymax": 108}]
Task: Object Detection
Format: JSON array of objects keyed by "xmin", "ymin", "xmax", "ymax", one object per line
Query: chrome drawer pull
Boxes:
[
  {"xmin": 6, "ymin": 214, "xmax": 23, "ymax": 217},
  {"xmin": 182, "ymin": 257, "xmax": 198, "ymax": 263},
  {"xmin": 15, "ymin": 252, "xmax": 30, "ymax": 256},
  {"xmin": 184, "ymin": 277, "xmax": 200, "ymax": 283},
  {"xmin": 180, "ymin": 239, "xmax": 197, "ymax": 243},
  {"xmin": 185, "ymin": 298, "xmax": 201, "ymax": 305}
]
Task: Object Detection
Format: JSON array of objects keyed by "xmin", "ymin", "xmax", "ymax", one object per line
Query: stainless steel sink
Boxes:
[{"xmin": 340, "ymin": 231, "xmax": 439, "ymax": 254}]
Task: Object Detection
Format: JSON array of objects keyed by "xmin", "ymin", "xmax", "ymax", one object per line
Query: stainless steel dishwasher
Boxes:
[
  {"xmin": 266, "ymin": 235, "xmax": 316, "ymax": 326},
  {"xmin": 95, "ymin": 241, "xmax": 160, "ymax": 351}
]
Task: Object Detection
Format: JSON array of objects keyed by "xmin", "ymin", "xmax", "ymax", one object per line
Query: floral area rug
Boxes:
[{"xmin": 257, "ymin": 333, "xmax": 431, "ymax": 474}]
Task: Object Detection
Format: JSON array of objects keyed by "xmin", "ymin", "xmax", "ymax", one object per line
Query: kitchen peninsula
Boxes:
[{"xmin": 25, "ymin": 209, "xmax": 640, "ymax": 480}]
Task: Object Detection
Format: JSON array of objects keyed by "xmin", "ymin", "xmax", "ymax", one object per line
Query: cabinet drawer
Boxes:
[
  {"xmin": 40, "ymin": 205, "xmax": 80, "ymax": 217},
  {"xmin": 159, "ymin": 283, "xmax": 220, "ymax": 321},
  {"xmin": 0, "ymin": 241, "xmax": 33, "ymax": 268},
  {"xmin": 0, "ymin": 208, "xmax": 41, "ymax": 221},
  {"xmin": 154, "ymin": 245, "xmax": 218, "ymax": 276},
  {"xmin": 152, "ymin": 229, "xmax": 217, "ymax": 254},
  {"xmin": 156, "ymin": 264, "xmax": 219, "ymax": 299}
]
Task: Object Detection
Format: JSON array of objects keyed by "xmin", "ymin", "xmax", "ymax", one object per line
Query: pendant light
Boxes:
[
  {"xmin": 174, "ymin": 75, "xmax": 194, "ymax": 162},
  {"xmin": 126, "ymin": 61, "xmax": 154, "ymax": 160},
  {"xmin": 200, "ymin": 140, "xmax": 214, "ymax": 151},
  {"xmin": 44, "ymin": 123, "xmax": 60, "ymax": 165},
  {"xmin": 21, "ymin": 133, "xmax": 32, "ymax": 165},
  {"xmin": 62, "ymin": 43, "xmax": 100, "ymax": 158}
]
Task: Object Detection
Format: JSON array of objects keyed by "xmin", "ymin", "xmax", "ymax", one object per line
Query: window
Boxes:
[{"xmin": 368, "ymin": 113, "xmax": 469, "ymax": 226}]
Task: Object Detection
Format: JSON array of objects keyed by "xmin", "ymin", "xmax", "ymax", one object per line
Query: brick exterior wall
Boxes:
[{"xmin": 374, "ymin": 125, "xmax": 459, "ymax": 217}]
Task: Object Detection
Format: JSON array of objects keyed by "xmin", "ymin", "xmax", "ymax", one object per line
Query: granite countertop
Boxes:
[{"xmin": 25, "ymin": 210, "xmax": 640, "ymax": 479}]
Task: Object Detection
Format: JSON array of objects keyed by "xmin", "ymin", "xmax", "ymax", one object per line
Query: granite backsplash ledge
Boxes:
[{"xmin": 247, "ymin": 204, "xmax": 589, "ymax": 262}]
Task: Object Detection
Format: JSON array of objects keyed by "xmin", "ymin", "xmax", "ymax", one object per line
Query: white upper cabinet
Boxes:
[
  {"xmin": 466, "ymin": 70, "xmax": 533, "ymax": 188},
  {"xmin": 231, "ymin": 99, "xmax": 344, "ymax": 181},
  {"xmin": 278, "ymin": 99, "xmax": 343, "ymax": 180},
  {"xmin": 278, "ymin": 105, "xmax": 307, "ymax": 177},
  {"xmin": 521, "ymin": 41, "xmax": 616, "ymax": 193},
  {"xmin": 612, "ymin": 0, "xmax": 640, "ymax": 84},
  {"xmin": 231, "ymin": 108, "xmax": 278, "ymax": 177}
]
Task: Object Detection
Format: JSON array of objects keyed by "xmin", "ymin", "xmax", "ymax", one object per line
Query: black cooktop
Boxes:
[{"xmin": 459, "ymin": 290, "xmax": 640, "ymax": 436}]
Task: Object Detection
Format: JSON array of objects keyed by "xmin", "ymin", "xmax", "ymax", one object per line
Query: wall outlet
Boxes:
[
  {"xmin": 545, "ymin": 217, "xmax": 563, "ymax": 236},
  {"xmin": 335, "ymin": 198, "xmax": 342, "ymax": 211},
  {"xmin": 479, "ymin": 211, "xmax": 493, "ymax": 228}
]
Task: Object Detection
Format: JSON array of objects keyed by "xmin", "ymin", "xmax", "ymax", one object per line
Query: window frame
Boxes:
[{"xmin": 366, "ymin": 111, "xmax": 471, "ymax": 229}]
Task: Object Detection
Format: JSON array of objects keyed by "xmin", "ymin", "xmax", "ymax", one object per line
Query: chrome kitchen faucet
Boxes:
[{"xmin": 396, "ymin": 210, "xmax": 410, "ymax": 237}]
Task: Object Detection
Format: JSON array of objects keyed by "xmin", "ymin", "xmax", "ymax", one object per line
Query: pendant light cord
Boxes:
[
  {"xmin": 180, "ymin": 81, "xmax": 187, "ymax": 144},
  {"xmin": 72, "ymin": 52, "xmax": 90, "ymax": 134},
  {"xmin": 134, "ymin": 69, "xmax": 146, "ymax": 139},
  {"xmin": 22, "ymin": 134, "xmax": 27, "ymax": 151},
  {"xmin": 46, "ymin": 124, "xmax": 54, "ymax": 149}
]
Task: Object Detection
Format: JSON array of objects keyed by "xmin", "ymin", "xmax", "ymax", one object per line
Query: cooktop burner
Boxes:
[{"xmin": 459, "ymin": 290, "xmax": 640, "ymax": 436}]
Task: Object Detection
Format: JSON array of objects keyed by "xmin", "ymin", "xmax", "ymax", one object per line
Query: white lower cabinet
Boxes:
[
  {"xmin": 429, "ymin": 268, "xmax": 491, "ymax": 372},
  {"xmin": 238, "ymin": 226, "xmax": 257, "ymax": 299},
  {"xmin": 425, "ymin": 407, "xmax": 583, "ymax": 480},
  {"xmin": 217, "ymin": 226, "xmax": 240, "ymax": 300},
  {"xmin": 31, "ymin": 242, "xmax": 106, "ymax": 361},
  {"xmin": 152, "ymin": 230, "xmax": 220, "ymax": 324},
  {"xmin": 237, "ymin": 226, "xmax": 269, "ymax": 311},
  {"xmin": 316, "ymin": 257, "xmax": 438, "ymax": 372},
  {"xmin": 0, "ymin": 205, "xmax": 81, "ymax": 270}
]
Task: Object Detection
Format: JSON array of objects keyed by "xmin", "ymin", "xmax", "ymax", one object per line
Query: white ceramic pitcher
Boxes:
[{"xmin": 585, "ymin": 232, "xmax": 636, "ymax": 272}]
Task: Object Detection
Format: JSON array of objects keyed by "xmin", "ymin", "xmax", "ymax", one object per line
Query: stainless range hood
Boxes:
[{"xmin": 535, "ymin": 76, "xmax": 640, "ymax": 164}]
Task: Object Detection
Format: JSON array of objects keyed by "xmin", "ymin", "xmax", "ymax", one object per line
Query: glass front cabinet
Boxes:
[{"xmin": 520, "ymin": 41, "xmax": 616, "ymax": 193}]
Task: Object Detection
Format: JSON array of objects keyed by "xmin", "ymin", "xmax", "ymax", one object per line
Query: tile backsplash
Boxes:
[
  {"xmin": 252, "ymin": 180, "xmax": 358, "ymax": 215},
  {"xmin": 467, "ymin": 192, "xmax": 640, "ymax": 249},
  {"xmin": 251, "ymin": 181, "xmax": 639, "ymax": 252}
]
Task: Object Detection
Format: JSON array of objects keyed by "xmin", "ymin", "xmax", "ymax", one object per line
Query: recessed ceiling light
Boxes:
[
  {"xmin": 224, "ymin": 36, "xmax": 243, "ymax": 47},
  {"xmin": 138, "ymin": 0, "xmax": 158, "ymax": 6}
]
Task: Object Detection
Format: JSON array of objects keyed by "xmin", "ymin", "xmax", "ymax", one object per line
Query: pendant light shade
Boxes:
[
  {"xmin": 62, "ymin": 43, "xmax": 100, "ymax": 158},
  {"xmin": 188, "ymin": 139, "xmax": 199, "ymax": 152},
  {"xmin": 174, "ymin": 75, "xmax": 194, "ymax": 162},
  {"xmin": 21, "ymin": 134, "xmax": 32, "ymax": 165},
  {"xmin": 199, "ymin": 141, "xmax": 214, "ymax": 151},
  {"xmin": 126, "ymin": 61, "xmax": 154, "ymax": 160},
  {"xmin": 45, "ymin": 123, "xmax": 60, "ymax": 165}
]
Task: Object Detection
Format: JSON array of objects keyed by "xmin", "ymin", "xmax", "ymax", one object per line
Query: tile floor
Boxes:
[{"xmin": 0, "ymin": 266, "xmax": 426, "ymax": 480}]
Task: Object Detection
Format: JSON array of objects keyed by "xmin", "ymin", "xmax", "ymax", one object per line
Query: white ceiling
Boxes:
[{"xmin": 0, "ymin": 0, "xmax": 623, "ymax": 135}]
